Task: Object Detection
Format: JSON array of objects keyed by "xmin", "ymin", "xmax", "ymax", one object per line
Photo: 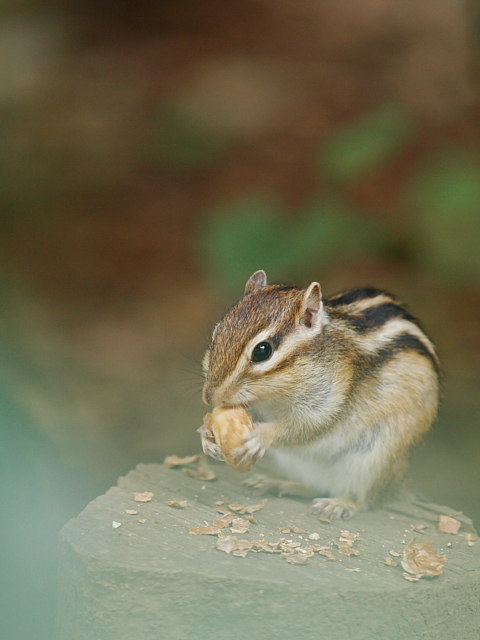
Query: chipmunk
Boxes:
[{"xmin": 199, "ymin": 270, "xmax": 440, "ymax": 521}]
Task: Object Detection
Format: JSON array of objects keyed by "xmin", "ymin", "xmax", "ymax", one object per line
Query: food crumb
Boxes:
[
  {"xmin": 230, "ymin": 517, "xmax": 250, "ymax": 534},
  {"xmin": 384, "ymin": 556, "xmax": 398, "ymax": 567},
  {"xmin": 166, "ymin": 500, "xmax": 187, "ymax": 508},
  {"xmin": 291, "ymin": 526, "xmax": 307, "ymax": 534},
  {"xmin": 183, "ymin": 464, "xmax": 216, "ymax": 482},
  {"xmin": 402, "ymin": 572, "xmax": 421, "ymax": 582},
  {"xmin": 285, "ymin": 554, "xmax": 310, "ymax": 565},
  {"xmin": 438, "ymin": 515, "xmax": 461, "ymax": 535},
  {"xmin": 459, "ymin": 532, "xmax": 477, "ymax": 546},
  {"xmin": 411, "ymin": 523, "xmax": 428, "ymax": 534},
  {"xmin": 189, "ymin": 525, "xmax": 223, "ymax": 535},
  {"xmin": 133, "ymin": 492, "xmax": 153, "ymax": 503},
  {"xmin": 401, "ymin": 537, "xmax": 446, "ymax": 578},
  {"xmin": 227, "ymin": 500, "xmax": 267, "ymax": 514},
  {"xmin": 212, "ymin": 514, "xmax": 235, "ymax": 528},
  {"xmin": 163, "ymin": 454, "xmax": 199, "ymax": 468},
  {"xmin": 336, "ymin": 531, "xmax": 360, "ymax": 556}
]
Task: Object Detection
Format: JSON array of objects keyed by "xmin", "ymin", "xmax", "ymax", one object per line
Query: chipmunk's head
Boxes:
[{"xmin": 202, "ymin": 270, "xmax": 329, "ymax": 407}]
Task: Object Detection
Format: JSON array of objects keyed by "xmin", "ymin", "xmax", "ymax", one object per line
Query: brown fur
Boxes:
[{"xmin": 201, "ymin": 272, "xmax": 440, "ymax": 519}]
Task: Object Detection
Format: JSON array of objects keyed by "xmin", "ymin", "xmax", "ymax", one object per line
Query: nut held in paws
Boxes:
[{"xmin": 204, "ymin": 406, "xmax": 254, "ymax": 473}]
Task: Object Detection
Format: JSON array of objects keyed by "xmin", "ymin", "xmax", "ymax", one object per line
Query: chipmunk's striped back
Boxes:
[{"xmin": 324, "ymin": 287, "xmax": 440, "ymax": 377}]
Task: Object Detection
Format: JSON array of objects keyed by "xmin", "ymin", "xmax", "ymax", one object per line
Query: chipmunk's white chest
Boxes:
[{"xmin": 268, "ymin": 426, "xmax": 387, "ymax": 504}]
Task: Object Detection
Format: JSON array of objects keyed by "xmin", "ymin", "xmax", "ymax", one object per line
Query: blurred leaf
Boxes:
[
  {"xmin": 292, "ymin": 196, "xmax": 390, "ymax": 264},
  {"xmin": 319, "ymin": 105, "xmax": 414, "ymax": 183},
  {"xmin": 197, "ymin": 192, "xmax": 392, "ymax": 293},
  {"xmin": 287, "ymin": 198, "xmax": 353, "ymax": 266},
  {"xmin": 196, "ymin": 193, "xmax": 287, "ymax": 292},
  {"xmin": 409, "ymin": 151, "xmax": 480, "ymax": 283}
]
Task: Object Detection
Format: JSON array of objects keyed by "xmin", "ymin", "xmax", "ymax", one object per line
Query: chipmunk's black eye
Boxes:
[{"xmin": 251, "ymin": 341, "xmax": 273, "ymax": 363}]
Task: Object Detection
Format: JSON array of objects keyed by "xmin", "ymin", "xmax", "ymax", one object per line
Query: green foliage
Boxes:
[
  {"xmin": 409, "ymin": 151, "xmax": 480, "ymax": 283},
  {"xmin": 195, "ymin": 105, "xmax": 415, "ymax": 295},
  {"xmin": 197, "ymin": 192, "xmax": 391, "ymax": 293},
  {"xmin": 319, "ymin": 105, "xmax": 414, "ymax": 183},
  {"xmin": 196, "ymin": 193, "xmax": 285, "ymax": 292},
  {"xmin": 196, "ymin": 103, "xmax": 480, "ymax": 294}
]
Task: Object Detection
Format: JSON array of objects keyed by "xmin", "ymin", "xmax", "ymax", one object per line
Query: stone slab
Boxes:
[{"xmin": 56, "ymin": 461, "xmax": 480, "ymax": 640}]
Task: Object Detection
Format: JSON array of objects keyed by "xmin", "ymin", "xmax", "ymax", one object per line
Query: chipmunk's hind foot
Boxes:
[
  {"xmin": 242, "ymin": 474, "xmax": 282, "ymax": 496},
  {"xmin": 244, "ymin": 474, "xmax": 319, "ymax": 498},
  {"xmin": 310, "ymin": 497, "xmax": 357, "ymax": 522}
]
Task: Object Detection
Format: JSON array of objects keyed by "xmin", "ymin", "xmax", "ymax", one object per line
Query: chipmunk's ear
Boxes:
[
  {"xmin": 244, "ymin": 270, "xmax": 267, "ymax": 294},
  {"xmin": 299, "ymin": 282, "xmax": 323, "ymax": 330}
]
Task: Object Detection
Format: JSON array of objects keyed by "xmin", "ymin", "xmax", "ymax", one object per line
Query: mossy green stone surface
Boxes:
[{"xmin": 56, "ymin": 462, "xmax": 480, "ymax": 640}]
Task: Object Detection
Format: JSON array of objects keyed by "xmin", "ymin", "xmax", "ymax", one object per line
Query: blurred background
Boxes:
[{"xmin": 1, "ymin": 1, "xmax": 480, "ymax": 638}]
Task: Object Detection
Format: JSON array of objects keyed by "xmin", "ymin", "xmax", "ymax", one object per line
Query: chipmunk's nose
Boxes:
[{"xmin": 202, "ymin": 384, "xmax": 227, "ymax": 407}]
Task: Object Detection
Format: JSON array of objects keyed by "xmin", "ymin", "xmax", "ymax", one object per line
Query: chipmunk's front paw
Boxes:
[
  {"xmin": 310, "ymin": 497, "xmax": 357, "ymax": 522},
  {"xmin": 233, "ymin": 426, "xmax": 266, "ymax": 464},
  {"xmin": 197, "ymin": 424, "xmax": 225, "ymax": 462}
]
